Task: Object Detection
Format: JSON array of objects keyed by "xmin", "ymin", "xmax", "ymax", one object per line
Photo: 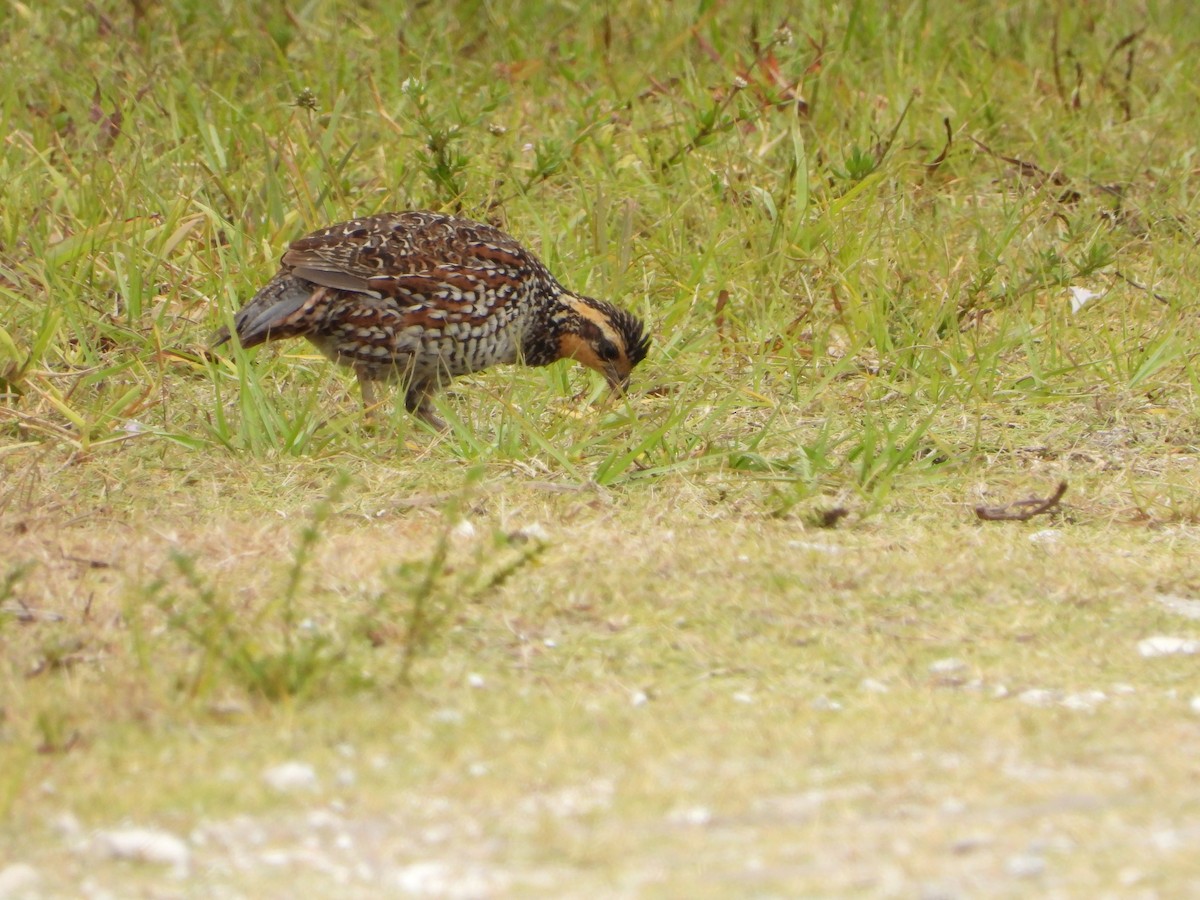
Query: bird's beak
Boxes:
[{"xmin": 604, "ymin": 363, "xmax": 630, "ymax": 395}]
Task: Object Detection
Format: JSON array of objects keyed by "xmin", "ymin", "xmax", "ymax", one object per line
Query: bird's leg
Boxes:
[
  {"xmin": 356, "ymin": 369, "xmax": 384, "ymax": 426},
  {"xmin": 405, "ymin": 383, "xmax": 447, "ymax": 431}
]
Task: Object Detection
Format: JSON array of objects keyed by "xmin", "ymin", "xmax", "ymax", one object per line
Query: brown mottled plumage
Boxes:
[{"xmin": 214, "ymin": 211, "xmax": 650, "ymax": 428}]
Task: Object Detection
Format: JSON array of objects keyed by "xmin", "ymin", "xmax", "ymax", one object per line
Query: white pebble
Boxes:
[
  {"xmin": 1138, "ymin": 636, "xmax": 1200, "ymax": 658},
  {"xmin": 1118, "ymin": 868, "xmax": 1144, "ymax": 886},
  {"xmin": 1028, "ymin": 529, "xmax": 1062, "ymax": 546},
  {"xmin": 263, "ymin": 761, "xmax": 318, "ymax": 793},
  {"xmin": 1061, "ymin": 691, "xmax": 1106, "ymax": 711},
  {"xmin": 467, "ymin": 673, "xmax": 486, "ymax": 689},
  {"xmin": 630, "ymin": 690, "xmax": 649, "ymax": 707},
  {"xmin": 929, "ymin": 658, "xmax": 966, "ymax": 674},
  {"xmin": 1157, "ymin": 594, "xmax": 1200, "ymax": 620},
  {"xmin": 51, "ymin": 812, "xmax": 82, "ymax": 837},
  {"xmin": 450, "ymin": 519, "xmax": 477, "ymax": 543},
  {"xmin": 512, "ymin": 522, "xmax": 549, "ymax": 543},
  {"xmin": 1018, "ymin": 689, "xmax": 1057, "ymax": 708},
  {"xmin": 860, "ymin": 678, "xmax": 890, "ymax": 694},
  {"xmin": 1007, "ymin": 854, "xmax": 1046, "ymax": 878},
  {"xmin": 97, "ymin": 827, "xmax": 190, "ymax": 872},
  {"xmin": 1190, "ymin": 697, "xmax": 1200, "ymax": 715},
  {"xmin": 787, "ymin": 540, "xmax": 845, "ymax": 554},
  {"xmin": 732, "ymin": 692, "xmax": 755, "ymax": 705},
  {"xmin": 667, "ymin": 806, "xmax": 712, "ymax": 826},
  {"xmin": 0, "ymin": 863, "xmax": 40, "ymax": 897}
]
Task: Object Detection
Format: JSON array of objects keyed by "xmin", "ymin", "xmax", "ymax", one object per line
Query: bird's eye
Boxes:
[{"xmin": 597, "ymin": 341, "xmax": 620, "ymax": 362}]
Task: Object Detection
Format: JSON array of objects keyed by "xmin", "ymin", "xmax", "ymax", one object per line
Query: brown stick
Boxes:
[{"xmin": 975, "ymin": 481, "xmax": 1068, "ymax": 522}]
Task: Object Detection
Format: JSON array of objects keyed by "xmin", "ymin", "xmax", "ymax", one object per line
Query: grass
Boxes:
[{"xmin": 2, "ymin": 0, "xmax": 1200, "ymax": 894}]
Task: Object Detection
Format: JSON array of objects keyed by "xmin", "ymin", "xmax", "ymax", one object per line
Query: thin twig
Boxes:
[{"xmin": 975, "ymin": 481, "xmax": 1068, "ymax": 522}]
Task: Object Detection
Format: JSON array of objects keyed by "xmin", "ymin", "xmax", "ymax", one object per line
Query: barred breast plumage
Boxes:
[{"xmin": 214, "ymin": 211, "xmax": 650, "ymax": 428}]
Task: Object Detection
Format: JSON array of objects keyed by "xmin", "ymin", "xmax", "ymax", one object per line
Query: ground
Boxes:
[{"xmin": 2, "ymin": 1, "xmax": 1200, "ymax": 897}]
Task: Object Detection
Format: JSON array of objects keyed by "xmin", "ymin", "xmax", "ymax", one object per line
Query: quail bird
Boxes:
[{"xmin": 214, "ymin": 210, "xmax": 650, "ymax": 428}]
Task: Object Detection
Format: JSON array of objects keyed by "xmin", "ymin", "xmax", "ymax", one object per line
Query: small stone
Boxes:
[
  {"xmin": 263, "ymin": 761, "xmax": 318, "ymax": 793},
  {"xmin": 1017, "ymin": 689, "xmax": 1057, "ymax": 708},
  {"xmin": 209, "ymin": 699, "xmax": 249, "ymax": 717},
  {"xmin": 450, "ymin": 519, "xmax": 477, "ymax": 544},
  {"xmin": 0, "ymin": 863, "xmax": 40, "ymax": 897},
  {"xmin": 1028, "ymin": 529, "xmax": 1062, "ymax": 546},
  {"xmin": 51, "ymin": 812, "xmax": 82, "ymax": 838},
  {"xmin": 860, "ymin": 678, "xmax": 890, "ymax": 694},
  {"xmin": 1157, "ymin": 594, "xmax": 1200, "ymax": 620},
  {"xmin": 1190, "ymin": 696, "xmax": 1200, "ymax": 715},
  {"xmin": 787, "ymin": 540, "xmax": 845, "ymax": 555},
  {"xmin": 1061, "ymin": 690, "xmax": 1106, "ymax": 711},
  {"xmin": 1138, "ymin": 636, "xmax": 1200, "ymax": 658},
  {"xmin": 951, "ymin": 835, "xmax": 990, "ymax": 854},
  {"xmin": 1151, "ymin": 828, "xmax": 1182, "ymax": 851},
  {"xmin": 1118, "ymin": 868, "xmax": 1144, "ymax": 886},
  {"xmin": 1006, "ymin": 854, "xmax": 1046, "ymax": 878},
  {"xmin": 667, "ymin": 806, "xmax": 712, "ymax": 826},
  {"xmin": 811, "ymin": 695, "xmax": 843, "ymax": 711},
  {"xmin": 732, "ymin": 692, "xmax": 754, "ymax": 704},
  {"xmin": 630, "ymin": 690, "xmax": 649, "ymax": 707},
  {"xmin": 929, "ymin": 658, "xmax": 966, "ymax": 675},
  {"xmin": 466, "ymin": 673, "xmax": 486, "ymax": 689},
  {"xmin": 97, "ymin": 827, "xmax": 190, "ymax": 873},
  {"xmin": 509, "ymin": 523, "xmax": 549, "ymax": 543}
]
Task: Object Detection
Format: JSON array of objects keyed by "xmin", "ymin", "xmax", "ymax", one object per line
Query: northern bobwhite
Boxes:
[{"xmin": 214, "ymin": 210, "xmax": 650, "ymax": 428}]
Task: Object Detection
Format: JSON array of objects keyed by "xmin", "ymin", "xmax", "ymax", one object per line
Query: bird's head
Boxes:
[{"xmin": 553, "ymin": 294, "xmax": 651, "ymax": 392}]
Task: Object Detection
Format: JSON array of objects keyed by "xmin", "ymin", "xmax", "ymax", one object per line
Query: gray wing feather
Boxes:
[{"xmin": 289, "ymin": 266, "xmax": 381, "ymax": 297}]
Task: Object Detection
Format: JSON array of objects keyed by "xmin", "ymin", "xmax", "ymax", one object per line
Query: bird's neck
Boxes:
[{"xmin": 519, "ymin": 286, "xmax": 575, "ymax": 367}]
